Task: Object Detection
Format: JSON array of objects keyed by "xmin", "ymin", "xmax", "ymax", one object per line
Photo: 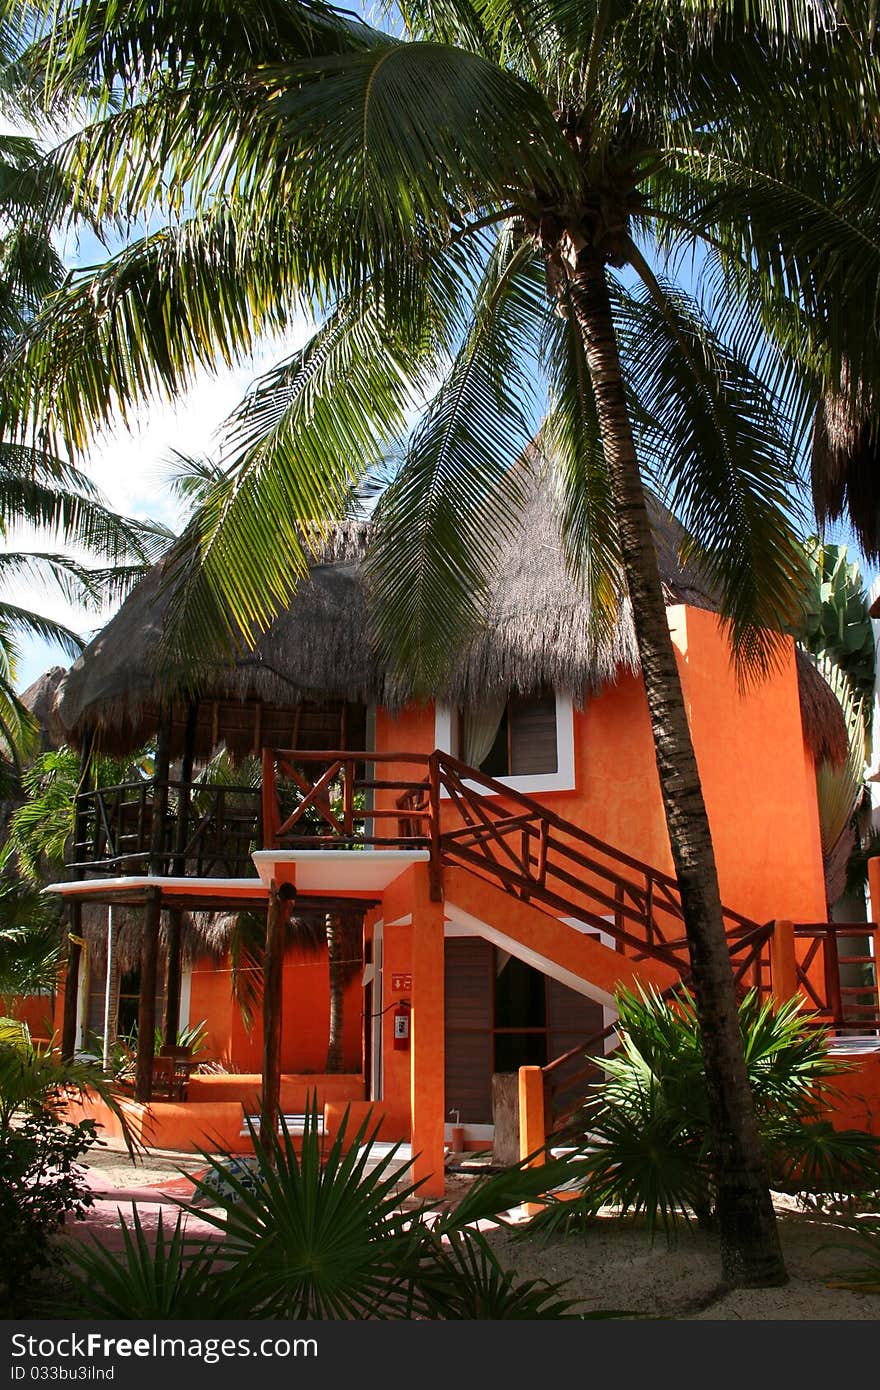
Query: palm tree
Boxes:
[
  {"xmin": 5, "ymin": 0, "xmax": 880, "ymax": 1286},
  {"xmin": 0, "ymin": 26, "xmax": 173, "ymax": 763}
]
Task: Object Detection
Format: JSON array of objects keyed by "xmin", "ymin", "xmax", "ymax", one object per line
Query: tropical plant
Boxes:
[
  {"xmin": 0, "ymin": 1023, "xmax": 132, "ymax": 1140},
  {"xmin": 64, "ymin": 1102, "xmax": 589, "ymax": 1319},
  {"xmin": 0, "ymin": 1108, "xmax": 98, "ymax": 1316},
  {"xmin": 0, "ymin": 874, "xmax": 63, "ymax": 1010},
  {"xmin": 527, "ymin": 987, "xmax": 880, "ymax": 1240},
  {"xmin": 0, "ymin": 1021, "xmax": 136, "ymax": 1315},
  {"xmin": 9, "ymin": 0, "xmax": 880, "ymax": 1287},
  {"xmin": 825, "ymin": 1217, "xmax": 880, "ymax": 1294},
  {"xmin": 800, "ymin": 538, "xmax": 875, "ymax": 712},
  {"xmin": 60, "ymin": 1208, "xmax": 237, "ymax": 1320},
  {"xmin": 1, "ymin": 744, "xmax": 151, "ymax": 882}
]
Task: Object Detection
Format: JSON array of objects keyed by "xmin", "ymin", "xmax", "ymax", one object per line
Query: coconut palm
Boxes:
[
  {"xmin": 0, "ymin": 113, "xmax": 171, "ymax": 767},
  {"xmin": 5, "ymin": 0, "xmax": 880, "ymax": 1286}
]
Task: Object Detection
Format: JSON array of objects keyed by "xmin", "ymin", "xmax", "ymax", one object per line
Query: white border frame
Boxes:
[{"xmin": 434, "ymin": 691, "xmax": 576, "ymax": 795}]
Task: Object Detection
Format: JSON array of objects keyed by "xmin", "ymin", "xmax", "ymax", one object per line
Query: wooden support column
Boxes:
[
  {"xmin": 134, "ymin": 886, "xmax": 162, "ymax": 1100},
  {"xmin": 410, "ymin": 863, "xmax": 445, "ymax": 1197},
  {"xmin": 134, "ymin": 712, "xmax": 171, "ymax": 1101},
  {"xmin": 61, "ymin": 730, "xmax": 94, "ymax": 1059},
  {"xmin": 769, "ymin": 919, "xmax": 798, "ymax": 1006},
  {"xmin": 164, "ymin": 700, "xmax": 198, "ymax": 1048},
  {"xmin": 60, "ymin": 903, "xmax": 83, "ymax": 1061},
  {"xmin": 260, "ymin": 882, "xmax": 293, "ymax": 1146}
]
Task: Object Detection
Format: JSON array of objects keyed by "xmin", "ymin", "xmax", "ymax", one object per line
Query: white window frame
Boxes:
[{"xmin": 434, "ymin": 691, "xmax": 576, "ymax": 796}]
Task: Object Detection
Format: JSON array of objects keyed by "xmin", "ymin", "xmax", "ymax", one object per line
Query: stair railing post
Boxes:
[
  {"xmin": 768, "ymin": 919, "xmax": 798, "ymax": 1006},
  {"xmin": 519, "ymin": 1065, "xmax": 549, "ymax": 1219},
  {"xmin": 261, "ymin": 747, "xmax": 276, "ymax": 849}
]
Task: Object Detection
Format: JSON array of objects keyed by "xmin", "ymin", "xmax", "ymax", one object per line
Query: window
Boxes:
[{"xmin": 436, "ymin": 689, "xmax": 575, "ymax": 794}]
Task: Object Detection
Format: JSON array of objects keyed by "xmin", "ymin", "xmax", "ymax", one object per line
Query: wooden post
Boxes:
[
  {"xmin": 769, "ymin": 919, "xmax": 798, "ymax": 1005},
  {"xmin": 164, "ymin": 700, "xmax": 198, "ymax": 1049},
  {"xmin": 61, "ymin": 730, "xmax": 94, "ymax": 1059},
  {"xmin": 260, "ymin": 881, "xmax": 291, "ymax": 1146},
  {"xmin": 823, "ymin": 928, "xmax": 843, "ymax": 1027},
  {"xmin": 492, "ymin": 1073, "xmax": 520, "ymax": 1166},
  {"xmin": 134, "ymin": 712, "xmax": 171, "ymax": 1101},
  {"xmin": 518, "ymin": 1066, "xmax": 548, "ymax": 1166},
  {"xmin": 518, "ymin": 1065, "xmax": 548, "ymax": 1219},
  {"xmin": 134, "ymin": 886, "xmax": 162, "ymax": 1100},
  {"xmin": 60, "ymin": 904, "xmax": 83, "ymax": 1061}
]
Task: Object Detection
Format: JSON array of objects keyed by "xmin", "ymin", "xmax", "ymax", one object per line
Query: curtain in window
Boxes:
[{"xmin": 462, "ymin": 698, "xmax": 506, "ymax": 768}]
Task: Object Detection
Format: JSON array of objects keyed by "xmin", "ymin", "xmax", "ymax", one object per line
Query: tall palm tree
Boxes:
[{"xmin": 5, "ymin": 0, "xmax": 880, "ymax": 1285}]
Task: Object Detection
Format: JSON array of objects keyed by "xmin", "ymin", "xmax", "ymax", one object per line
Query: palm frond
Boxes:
[
  {"xmin": 367, "ymin": 227, "xmax": 546, "ymax": 687},
  {"xmin": 619, "ymin": 268, "xmax": 810, "ymax": 681}
]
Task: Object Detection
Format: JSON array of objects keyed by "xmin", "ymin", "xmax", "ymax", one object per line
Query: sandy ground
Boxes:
[{"xmin": 67, "ymin": 1142, "xmax": 880, "ymax": 1320}]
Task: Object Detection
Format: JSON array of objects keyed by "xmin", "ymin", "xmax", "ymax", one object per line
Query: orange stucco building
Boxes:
[{"xmin": 33, "ymin": 461, "xmax": 879, "ymax": 1192}]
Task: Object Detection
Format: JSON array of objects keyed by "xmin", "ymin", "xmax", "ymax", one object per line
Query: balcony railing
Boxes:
[{"xmin": 70, "ymin": 778, "xmax": 263, "ymax": 879}]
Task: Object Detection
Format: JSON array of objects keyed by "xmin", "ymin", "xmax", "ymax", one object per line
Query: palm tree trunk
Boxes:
[
  {"xmin": 567, "ymin": 251, "xmax": 786, "ymax": 1288},
  {"xmin": 325, "ymin": 912, "xmax": 345, "ymax": 1073}
]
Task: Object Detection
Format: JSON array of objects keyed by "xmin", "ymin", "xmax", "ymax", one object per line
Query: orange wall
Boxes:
[
  {"xmin": 375, "ymin": 606, "xmax": 826, "ymax": 925},
  {"xmin": 672, "ymin": 607, "xmax": 826, "ymax": 923},
  {"xmin": 188, "ymin": 943, "xmax": 363, "ymax": 1075},
  {"xmin": 10, "ymin": 994, "xmax": 56, "ymax": 1043}
]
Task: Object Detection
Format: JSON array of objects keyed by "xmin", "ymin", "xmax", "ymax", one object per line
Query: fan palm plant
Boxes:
[{"xmin": 6, "ymin": 0, "xmax": 880, "ymax": 1285}]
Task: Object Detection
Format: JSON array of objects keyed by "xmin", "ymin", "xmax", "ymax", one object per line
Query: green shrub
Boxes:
[
  {"xmin": 0, "ymin": 1113, "xmax": 97, "ymax": 1315},
  {"xmin": 64, "ymin": 1101, "xmax": 588, "ymax": 1319},
  {"xmin": 528, "ymin": 987, "xmax": 880, "ymax": 1238}
]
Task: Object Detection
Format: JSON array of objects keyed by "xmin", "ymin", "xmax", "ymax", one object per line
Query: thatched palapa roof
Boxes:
[{"xmin": 51, "ymin": 446, "xmax": 846, "ymax": 768}]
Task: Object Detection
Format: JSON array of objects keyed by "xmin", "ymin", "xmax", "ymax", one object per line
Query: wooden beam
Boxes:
[
  {"xmin": 134, "ymin": 885, "xmax": 162, "ymax": 1100},
  {"xmin": 61, "ymin": 730, "xmax": 94, "ymax": 1059},
  {"xmin": 60, "ymin": 904, "xmax": 83, "ymax": 1062},
  {"xmin": 260, "ymin": 881, "xmax": 291, "ymax": 1146},
  {"xmin": 134, "ymin": 711, "xmax": 171, "ymax": 1101},
  {"xmin": 164, "ymin": 700, "xmax": 198, "ymax": 1048}
]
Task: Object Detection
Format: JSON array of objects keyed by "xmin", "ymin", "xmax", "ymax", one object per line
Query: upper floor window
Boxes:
[
  {"xmin": 460, "ymin": 692, "xmax": 558, "ymax": 778},
  {"xmin": 436, "ymin": 689, "xmax": 575, "ymax": 794}
]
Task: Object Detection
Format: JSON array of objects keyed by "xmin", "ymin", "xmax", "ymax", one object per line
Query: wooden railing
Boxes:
[
  {"xmin": 260, "ymin": 748, "xmax": 765, "ymax": 983},
  {"xmin": 71, "ymin": 751, "xmax": 880, "ymax": 1046},
  {"xmin": 792, "ymin": 922, "xmax": 880, "ymax": 1034},
  {"xmin": 70, "ymin": 779, "xmax": 262, "ymax": 878}
]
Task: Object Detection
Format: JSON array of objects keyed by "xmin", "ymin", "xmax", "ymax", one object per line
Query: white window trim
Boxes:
[{"xmin": 434, "ymin": 691, "xmax": 576, "ymax": 796}]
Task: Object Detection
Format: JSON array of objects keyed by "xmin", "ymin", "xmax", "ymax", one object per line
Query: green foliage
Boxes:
[
  {"xmin": 527, "ymin": 988, "xmax": 880, "ymax": 1239},
  {"xmin": 1, "ymin": 745, "xmax": 148, "ymax": 882},
  {"xmin": 0, "ymin": 1111, "xmax": 97, "ymax": 1316},
  {"xmin": 0, "ymin": 1025, "xmax": 132, "ymax": 1148},
  {"xmin": 0, "ymin": 875, "xmax": 63, "ymax": 1008},
  {"xmin": 825, "ymin": 1216, "xmax": 880, "ymax": 1294},
  {"xmin": 800, "ymin": 538, "xmax": 875, "ymax": 710},
  {"xmin": 64, "ymin": 1100, "xmax": 589, "ymax": 1319},
  {"xmin": 63, "ymin": 1208, "xmax": 237, "ymax": 1319}
]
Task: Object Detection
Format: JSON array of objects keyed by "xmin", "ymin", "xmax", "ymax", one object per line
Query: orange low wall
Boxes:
[
  {"xmin": 819, "ymin": 1051, "xmax": 880, "ymax": 1136},
  {"xmin": 9, "ymin": 994, "xmax": 55, "ymax": 1043},
  {"xmin": 64, "ymin": 1093, "xmax": 250, "ymax": 1154},
  {"xmin": 186, "ymin": 1072, "xmax": 364, "ymax": 1109},
  {"xmin": 63, "ymin": 1073, "xmax": 367, "ymax": 1154}
]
